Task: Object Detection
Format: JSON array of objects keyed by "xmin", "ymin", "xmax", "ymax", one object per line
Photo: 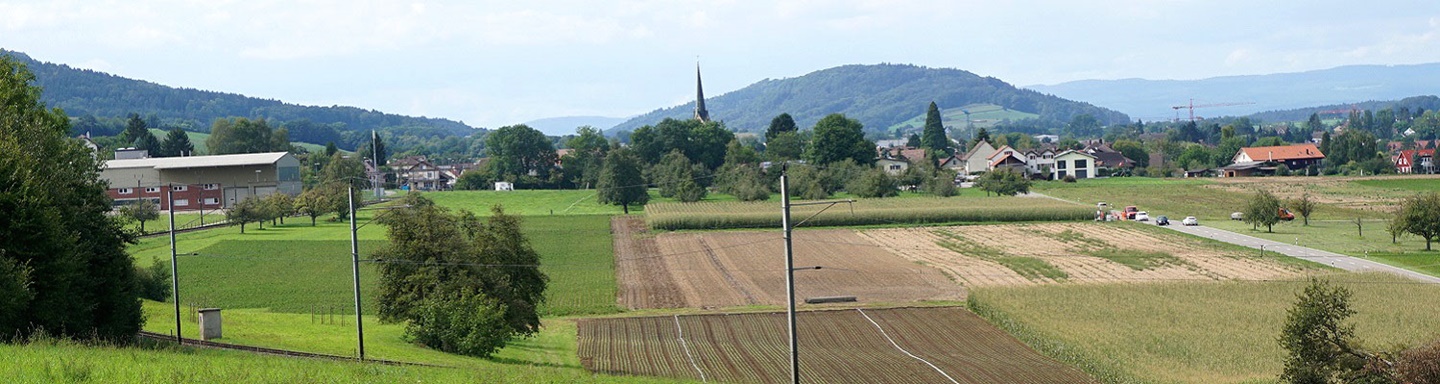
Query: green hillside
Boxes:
[
  {"xmin": 885, "ymin": 103, "xmax": 1040, "ymax": 134},
  {"xmin": 146, "ymin": 128, "xmax": 331, "ymax": 155},
  {"xmin": 611, "ymin": 64, "xmax": 1129, "ymax": 136}
]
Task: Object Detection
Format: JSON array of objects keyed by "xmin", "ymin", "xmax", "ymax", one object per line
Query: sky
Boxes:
[{"xmin": 3, "ymin": 0, "xmax": 1439, "ymax": 130}]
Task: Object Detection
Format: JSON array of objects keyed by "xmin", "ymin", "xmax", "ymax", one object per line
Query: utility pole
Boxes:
[
  {"xmin": 348, "ymin": 185, "xmax": 365, "ymax": 360},
  {"xmin": 168, "ymin": 186, "xmax": 181, "ymax": 344},
  {"xmin": 780, "ymin": 166, "xmax": 799, "ymax": 384}
]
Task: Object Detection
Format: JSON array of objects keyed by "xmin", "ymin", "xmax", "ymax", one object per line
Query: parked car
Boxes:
[
  {"xmin": 1156, "ymin": 216, "xmax": 1170, "ymax": 226},
  {"xmin": 1183, "ymin": 216, "xmax": 1199, "ymax": 226},
  {"xmin": 1135, "ymin": 211, "xmax": 1150, "ymax": 221},
  {"xmin": 1124, "ymin": 206, "xmax": 1139, "ymax": 220},
  {"xmin": 1230, "ymin": 212, "xmax": 1244, "ymax": 220}
]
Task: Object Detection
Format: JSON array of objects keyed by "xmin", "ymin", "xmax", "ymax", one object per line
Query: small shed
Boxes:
[{"xmin": 495, "ymin": 181, "xmax": 514, "ymax": 191}]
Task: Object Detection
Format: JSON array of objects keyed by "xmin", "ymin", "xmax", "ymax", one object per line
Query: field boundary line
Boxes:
[
  {"xmin": 856, "ymin": 309, "xmax": 959, "ymax": 384},
  {"xmin": 673, "ymin": 315, "xmax": 707, "ymax": 382}
]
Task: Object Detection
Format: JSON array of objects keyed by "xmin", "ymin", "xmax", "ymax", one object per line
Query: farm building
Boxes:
[
  {"xmin": 1052, "ymin": 150, "xmax": 1098, "ymax": 179},
  {"xmin": 954, "ymin": 140, "xmax": 998, "ymax": 175},
  {"xmin": 1224, "ymin": 143, "xmax": 1325, "ymax": 177},
  {"xmin": 101, "ymin": 152, "xmax": 301, "ymax": 211}
]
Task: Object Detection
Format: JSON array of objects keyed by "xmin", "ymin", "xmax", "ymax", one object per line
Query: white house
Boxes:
[
  {"xmin": 1024, "ymin": 148, "xmax": 1057, "ymax": 175},
  {"xmin": 986, "ymin": 146, "xmax": 1029, "ymax": 175},
  {"xmin": 957, "ymin": 140, "xmax": 998, "ymax": 175},
  {"xmin": 1052, "ymin": 150, "xmax": 1098, "ymax": 180}
]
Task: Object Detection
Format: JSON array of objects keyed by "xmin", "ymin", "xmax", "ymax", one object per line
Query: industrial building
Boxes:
[{"xmin": 101, "ymin": 152, "xmax": 301, "ymax": 211}]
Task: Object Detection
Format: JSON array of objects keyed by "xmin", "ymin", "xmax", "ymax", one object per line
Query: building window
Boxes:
[
  {"xmin": 1074, "ymin": 160, "xmax": 1088, "ymax": 169},
  {"xmin": 889, "ymin": 164, "xmax": 901, "ymax": 171},
  {"xmin": 1057, "ymin": 161, "xmax": 1068, "ymax": 170},
  {"xmin": 202, "ymin": 183, "xmax": 219, "ymax": 190},
  {"xmin": 175, "ymin": 199, "xmax": 189, "ymax": 207},
  {"xmin": 118, "ymin": 188, "xmax": 133, "ymax": 195},
  {"xmin": 172, "ymin": 185, "xmax": 188, "ymax": 192},
  {"xmin": 204, "ymin": 197, "xmax": 219, "ymax": 205},
  {"xmin": 145, "ymin": 187, "xmax": 161, "ymax": 193}
]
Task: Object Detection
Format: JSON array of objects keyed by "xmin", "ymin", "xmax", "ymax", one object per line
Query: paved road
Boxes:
[{"xmin": 1152, "ymin": 221, "xmax": 1440, "ymax": 284}]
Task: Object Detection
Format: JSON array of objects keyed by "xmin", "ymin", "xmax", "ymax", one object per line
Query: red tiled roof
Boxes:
[{"xmin": 1238, "ymin": 143, "xmax": 1325, "ymax": 162}]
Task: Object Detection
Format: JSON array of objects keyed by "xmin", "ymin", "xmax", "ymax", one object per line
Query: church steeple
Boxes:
[{"xmin": 693, "ymin": 63, "xmax": 710, "ymax": 123}]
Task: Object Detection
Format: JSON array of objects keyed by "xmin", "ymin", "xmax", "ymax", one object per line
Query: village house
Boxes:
[
  {"xmin": 1023, "ymin": 148, "xmax": 1057, "ymax": 176},
  {"xmin": 1222, "ymin": 143, "xmax": 1326, "ymax": 177},
  {"xmin": 986, "ymin": 146, "xmax": 1029, "ymax": 175},
  {"xmin": 1393, "ymin": 149, "xmax": 1436, "ymax": 174},
  {"xmin": 954, "ymin": 140, "xmax": 998, "ymax": 175},
  {"xmin": 1052, "ymin": 150, "xmax": 1098, "ymax": 180}
]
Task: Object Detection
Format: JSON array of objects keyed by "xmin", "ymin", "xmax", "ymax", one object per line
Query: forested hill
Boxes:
[
  {"xmin": 1247, "ymin": 95, "xmax": 1440, "ymax": 123},
  {"xmin": 2, "ymin": 50, "xmax": 477, "ymax": 146},
  {"xmin": 610, "ymin": 64, "xmax": 1130, "ymax": 135}
]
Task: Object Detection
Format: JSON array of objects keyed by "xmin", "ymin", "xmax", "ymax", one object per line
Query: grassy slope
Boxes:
[
  {"xmin": 1351, "ymin": 178, "xmax": 1440, "ymax": 192},
  {"xmin": 886, "ymin": 103, "xmax": 1039, "ymax": 131},
  {"xmin": 969, "ymin": 272, "xmax": 1440, "ymax": 384},
  {"xmin": 1, "ymin": 336, "xmax": 691, "ymax": 383}
]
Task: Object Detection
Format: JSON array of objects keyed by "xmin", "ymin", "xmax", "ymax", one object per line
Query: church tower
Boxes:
[{"xmin": 693, "ymin": 63, "xmax": 711, "ymax": 123}]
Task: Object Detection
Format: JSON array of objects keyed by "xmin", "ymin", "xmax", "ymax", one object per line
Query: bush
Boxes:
[
  {"xmin": 1398, "ymin": 338, "xmax": 1440, "ymax": 384},
  {"xmin": 405, "ymin": 290, "xmax": 512, "ymax": 357},
  {"xmin": 922, "ymin": 172, "xmax": 958, "ymax": 197},
  {"xmin": 134, "ymin": 257, "xmax": 172, "ymax": 302},
  {"xmin": 1062, "ymin": 175, "xmax": 1076, "ymax": 183},
  {"xmin": 847, "ymin": 168, "xmax": 899, "ymax": 198}
]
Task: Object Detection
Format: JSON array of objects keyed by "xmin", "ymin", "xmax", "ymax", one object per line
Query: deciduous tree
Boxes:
[
  {"xmin": 373, "ymin": 195, "xmax": 547, "ymax": 357},
  {"xmin": 847, "ymin": 167, "xmax": 899, "ymax": 198},
  {"xmin": 597, "ymin": 148, "xmax": 649, "ymax": 214},
  {"xmin": 1279, "ymin": 279, "xmax": 1391, "ymax": 383},
  {"xmin": 976, "ymin": 168, "xmax": 1031, "ymax": 196},
  {"xmin": 1292, "ymin": 194, "xmax": 1318, "ymax": 226},
  {"xmin": 0, "ymin": 56, "xmax": 142, "ymax": 342},
  {"xmin": 484, "ymin": 124, "xmax": 557, "ymax": 185},
  {"xmin": 118, "ymin": 197, "xmax": 160, "ymax": 233},
  {"xmin": 1395, "ymin": 192, "xmax": 1440, "ymax": 250},
  {"xmin": 1245, "ymin": 190, "xmax": 1283, "ymax": 233},
  {"xmin": 806, "ymin": 113, "xmax": 874, "ymax": 166}
]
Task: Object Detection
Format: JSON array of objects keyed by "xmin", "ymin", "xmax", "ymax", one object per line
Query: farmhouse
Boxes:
[
  {"xmin": 1052, "ymin": 150, "xmax": 1098, "ymax": 180},
  {"xmin": 1223, "ymin": 143, "xmax": 1325, "ymax": 177},
  {"xmin": 101, "ymin": 152, "xmax": 301, "ymax": 211}
]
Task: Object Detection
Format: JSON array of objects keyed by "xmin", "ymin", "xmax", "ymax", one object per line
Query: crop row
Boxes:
[{"xmin": 646, "ymin": 197, "xmax": 1093, "ymax": 230}]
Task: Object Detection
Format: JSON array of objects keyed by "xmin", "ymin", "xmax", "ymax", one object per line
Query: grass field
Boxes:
[
  {"xmin": 1351, "ymin": 177, "xmax": 1440, "ymax": 192},
  {"xmin": 2, "ymin": 331, "xmax": 692, "ymax": 383},
  {"xmin": 646, "ymin": 195, "xmax": 1093, "ymax": 230},
  {"xmin": 128, "ymin": 197, "xmax": 620, "ymax": 317},
  {"xmin": 969, "ymin": 272, "xmax": 1440, "ymax": 383},
  {"xmin": 886, "ymin": 103, "xmax": 1039, "ymax": 132}
]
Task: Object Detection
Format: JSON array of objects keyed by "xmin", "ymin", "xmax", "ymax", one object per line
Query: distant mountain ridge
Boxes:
[
  {"xmin": 1, "ymin": 49, "xmax": 477, "ymax": 147},
  {"xmin": 612, "ymin": 64, "xmax": 1130, "ymax": 135},
  {"xmin": 1027, "ymin": 63, "xmax": 1440, "ymax": 122}
]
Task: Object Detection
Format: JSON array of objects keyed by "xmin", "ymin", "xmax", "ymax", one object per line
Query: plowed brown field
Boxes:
[
  {"xmin": 578, "ymin": 307, "xmax": 1094, "ymax": 383},
  {"xmin": 615, "ymin": 218, "xmax": 963, "ymax": 309},
  {"xmin": 860, "ymin": 222, "xmax": 1308, "ymax": 287}
]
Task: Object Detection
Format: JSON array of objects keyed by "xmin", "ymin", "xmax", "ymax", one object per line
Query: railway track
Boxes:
[{"xmin": 136, "ymin": 330, "xmax": 438, "ymax": 367}]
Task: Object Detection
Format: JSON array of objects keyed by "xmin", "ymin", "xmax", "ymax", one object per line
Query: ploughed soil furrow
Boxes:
[{"xmin": 613, "ymin": 216, "xmax": 686, "ymax": 309}]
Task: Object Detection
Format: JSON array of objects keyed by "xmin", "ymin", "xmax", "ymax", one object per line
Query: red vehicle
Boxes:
[
  {"xmin": 1279, "ymin": 208, "xmax": 1295, "ymax": 221},
  {"xmin": 1124, "ymin": 206, "xmax": 1139, "ymax": 220}
]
